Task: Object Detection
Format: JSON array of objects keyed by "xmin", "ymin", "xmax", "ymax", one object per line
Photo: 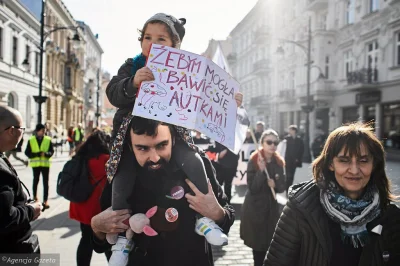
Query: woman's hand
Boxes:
[
  {"xmin": 133, "ymin": 67, "xmax": 155, "ymax": 88},
  {"xmin": 235, "ymin": 92, "xmax": 243, "ymax": 107},
  {"xmin": 257, "ymin": 155, "xmax": 266, "ymax": 171},
  {"xmin": 267, "ymin": 179, "xmax": 276, "ymax": 189}
]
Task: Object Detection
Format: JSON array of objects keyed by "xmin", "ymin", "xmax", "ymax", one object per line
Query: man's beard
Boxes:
[{"xmin": 143, "ymin": 158, "xmax": 168, "ymax": 175}]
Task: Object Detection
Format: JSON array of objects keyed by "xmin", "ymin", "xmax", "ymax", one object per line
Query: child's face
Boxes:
[{"xmin": 142, "ymin": 23, "xmax": 174, "ymax": 57}]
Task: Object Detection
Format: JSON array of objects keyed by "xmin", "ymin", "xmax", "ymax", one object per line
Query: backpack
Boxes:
[{"xmin": 57, "ymin": 156, "xmax": 104, "ymax": 203}]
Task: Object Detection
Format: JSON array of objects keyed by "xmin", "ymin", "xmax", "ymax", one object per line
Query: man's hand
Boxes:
[
  {"xmin": 91, "ymin": 207, "xmax": 131, "ymax": 240},
  {"xmin": 133, "ymin": 67, "xmax": 155, "ymax": 88},
  {"xmin": 28, "ymin": 201, "xmax": 41, "ymax": 221},
  {"xmin": 185, "ymin": 179, "xmax": 225, "ymax": 223}
]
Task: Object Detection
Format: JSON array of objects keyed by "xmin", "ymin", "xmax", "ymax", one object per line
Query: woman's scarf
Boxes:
[
  {"xmin": 319, "ymin": 181, "xmax": 381, "ymax": 248},
  {"xmin": 106, "ymin": 54, "xmax": 192, "ymax": 182}
]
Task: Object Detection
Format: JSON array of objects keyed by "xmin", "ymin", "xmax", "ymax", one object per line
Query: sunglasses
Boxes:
[
  {"xmin": 264, "ymin": 140, "xmax": 279, "ymax": 146},
  {"xmin": 4, "ymin": 126, "xmax": 26, "ymax": 132}
]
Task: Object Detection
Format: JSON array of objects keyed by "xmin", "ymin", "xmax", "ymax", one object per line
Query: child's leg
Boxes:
[
  {"xmin": 112, "ymin": 140, "xmax": 137, "ymax": 210},
  {"xmin": 171, "ymin": 138, "xmax": 208, "ymax": 194}
]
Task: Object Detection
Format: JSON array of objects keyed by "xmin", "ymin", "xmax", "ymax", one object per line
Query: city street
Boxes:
[{"xmin": 9, "ymin": 154, "xmax": 400, "ymax": 265}]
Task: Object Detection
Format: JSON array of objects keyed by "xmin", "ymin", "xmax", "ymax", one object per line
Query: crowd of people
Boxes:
[{"xmin": 1, "ymin": 11, "xmax": 399, "ymax": 266}]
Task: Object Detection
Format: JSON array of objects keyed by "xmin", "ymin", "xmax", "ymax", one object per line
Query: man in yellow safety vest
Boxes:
[
  {"xmin": 73, "ymin": 123, "xmax": 84, "ymax": 152},
  {"xmin": 25, "ymin": 124, "xmax": 54, "ymax": 210}
]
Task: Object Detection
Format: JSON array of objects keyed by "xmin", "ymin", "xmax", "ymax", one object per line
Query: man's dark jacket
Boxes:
[
  {"xmin": 284, "ymin": 134, "xmax": 304, "ymax": 167},
  {"xmin": 106, "ymin": 58, "xmax": 137, "ymax": 139},
  {"xmin": 264, "ymin": 181, "xmax": 400, "ymax": 266},
  {"xmin": 92, "ymin": 154, "xmax": 235, "ymax": 266},
  {"xmin": 0, "ymin": 154, "xmax": 35, "ymax": 252}
]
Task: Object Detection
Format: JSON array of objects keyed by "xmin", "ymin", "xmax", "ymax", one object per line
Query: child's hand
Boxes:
[
  {"xmin": 133, "ymin": 67, "xmax": 155, "ymax": 88},
  {"xmin": 235, "ymin": 92, "xmax": 243, "ymax": 107}
]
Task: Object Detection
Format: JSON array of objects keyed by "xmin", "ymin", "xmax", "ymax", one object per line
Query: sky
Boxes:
[{"xmin": 61, "ymin": 0, "xmax": 259, "ymax": 75}]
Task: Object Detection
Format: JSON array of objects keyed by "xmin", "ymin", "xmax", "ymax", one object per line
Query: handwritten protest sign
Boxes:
[{"xmin": 133, "ymin": 44, "xmax": 240, "ymax": 150}]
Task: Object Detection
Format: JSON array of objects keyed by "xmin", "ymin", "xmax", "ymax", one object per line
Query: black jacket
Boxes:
[
  {"xmin": 264, "ymin": 181, "xmax": 400, "ymax": 266},
  {"xmin": 92, "ymin": 155, "xmax": 235, "ymax": 266},
  {"xmin": 106, "ymin": 58, "xmax": 137, "ymax": 139},
  {"xmin": 284, "ymin": 135, "xmax": 304, "ymax": 167},
  {"xmin": 0, "ymin": 154, "xmax": 35, "ymax": 252}
]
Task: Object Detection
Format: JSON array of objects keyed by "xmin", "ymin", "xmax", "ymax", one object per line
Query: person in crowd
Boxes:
[
  {"xmin": 5, "ymin": 137, "xmax": 28, "ymax": 166},
  {"xmin": 283, "ymin": 125, "xmax": 304, "ymax": 192},
  {"xmin": 192, "ymin": 130, "xmax": 210, "ymax": 145},
  {"xmin": 0, "ymin": 106, "xmax": 42, "ymax": 253},
  {"xmin": 254, "ymin": 121, "xmax": 265, "ymax": 142},
  {"xmin": 25, "ymin": 124, "xmax": 54, "ymax": 210},
  {"xmin": 67, "ymin": 126, "xmax": 75, "ymax": 156},
  {"xmin": 244, "ymin": 129, "xmax": 254, "ymax": 143},
  {"xmin": 69, "ymin": 130, "xmax": 111, "ymax": 266},
  {"xmin": 264, "ymin": 122, "xmax": 400, "ymax": 266},
  {"xmin": 311, "ymin": 132, "xmax": 328, "ymax": 159},
  {"xmin": 73, "ymin": 123, "xmax": 84, "ymax": 152},
  {"xmin": 240, "ymin": 129, "xmax": 286, "ymax": 266},
  {"xmin": 105, "ymin": 12, "xmax": 243, "ymax": 263},
  {"xmin": 207, "ymin": 142, "xmax": 239, "ymax": 203},
  {"xmin": 90, "ymin": 117, "xmax": 235, "ymax": 266}
]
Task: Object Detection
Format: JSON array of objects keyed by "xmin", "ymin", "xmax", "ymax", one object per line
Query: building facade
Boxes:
[
  {"xmin": 270, "ymin": 0, "xmax": 400, "ymax": 145},
  {"xmin": 0, "ymin": 0, "xmax": 41, "ymax": 131},
  {"xmin": 101, "ymin": 72, "xmax": 115, "ymax": 132},
  {"xmin": 78, "ymin": 21, "xmax": 103, "ymax": 132},
  {"xmin": 227, "ymin": 0, "xmax": 273, "ymax": 128},
  {"xmin": 43, "ymin": 0, "xmax": 85, "ymax": 135}
]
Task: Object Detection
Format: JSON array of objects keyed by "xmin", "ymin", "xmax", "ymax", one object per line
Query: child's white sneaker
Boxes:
[
  {"xmin": 108, "ymin": 236, "xmax": 134, "ymax": 266},
  {"xmin": 195, "ymin": 217, "xmax": 228, "ymax": 246}
]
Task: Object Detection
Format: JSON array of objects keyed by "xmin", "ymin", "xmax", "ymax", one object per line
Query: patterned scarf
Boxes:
[
  {"xmin": 106, "ymin": 54, "xmax": 192, "ymax": 182},
  {"xmin": 319, "ymin": 181, "xmax": 381, "ymax": 248}
]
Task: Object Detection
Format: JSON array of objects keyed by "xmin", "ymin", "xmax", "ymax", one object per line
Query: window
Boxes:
[
  {"xmin": 25, "ymin": 44, "xmax": 30, "ymax": 61},
  {"xmin": 367, "ymin": 41, "xmax": 379, "ymax": 69},
  {"xmin": 396, "ymin": 32, "xmax": 400, "ymax": 66},
  {"xmin": 290, "ymin": 71, "xmax": 295, "ymax": 90},
  {"xmin": 367, "ymin": 40, "xmax": 379, "ymax": 81},
  {"xmin": 325, "ymin": 56, "xmax": 330, "ymax": 79},
  {"xmin": 344, "ymin": 50, "xmax": 354, "ymax": 77},
  {"xmin": 346, "ymin": 0, "xmax": 355, "ymax": 25},
  {"xmin": 65, "ymin": 66, "xmax": 71, "ymax": 88},
  {"xmin": 12, "ymin": 37, "xmax": 18, "ymax": 66},
  {"xmin": 0, "ymin": 28, "xmax": 3, "ymax": 59},
  {"xmin": 59, "ymin": 64, "xmax": 64, "ymax": 85},
  {"xmin": 35, "ymin": 52, "xmax": 39, "ymax": 75},
  {"xmin": 7, "ymin": 93, "xmax": 16, "ymax": 108},
  {"xmin": 369, "ymin": 0, "xmax": 379, "ymax": 13}
]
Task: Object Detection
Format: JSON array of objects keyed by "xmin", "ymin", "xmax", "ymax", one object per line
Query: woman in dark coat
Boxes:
[
  {"xmin": 240, "ymin": 129, "xmax": 286, "ymax": 266},
  {"xmin": 265, "ymin": 122, "xmax": 400, "ymax": 266}
]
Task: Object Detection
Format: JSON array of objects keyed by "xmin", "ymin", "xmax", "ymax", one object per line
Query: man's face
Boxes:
[
  {"xmin": 0, "ymin": 114, "xmax": 24, "ymax": 151},
  {"xmin": 130, "ymin": 124, "xmax": 173, "ymax": 172},
  {"xmin": 36, "ymin": 129, "xmax": 45, "ymax": 137},
  {"xmin": 256, "ymin": 124, "xmax": 264, "ymax": 133},
  {"xmin": 289, "ymin": 128, "xmax": 296, "ymax": 137}
]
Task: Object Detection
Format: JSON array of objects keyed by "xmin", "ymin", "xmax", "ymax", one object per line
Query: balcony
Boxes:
[
  {"xmin": 254, "ymin": 27, "xmax": 269, "ymax": 45},
  {"xmin": 252, "ymin": 59, "xmax": 270, "ymax": 76},
  {"xmin": 346, "ymin": 68, "xmax": 379, "ymax": 91},
  {"xmin": 305, "ymin": 0, "xmax": 329, "ymax": 11},
  {"xmin": 279, "ymin": 89, "xmax": 296, "ymax": 103}
]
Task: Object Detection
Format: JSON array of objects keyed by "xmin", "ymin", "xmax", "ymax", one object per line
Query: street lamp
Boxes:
[
  {"xmin": 95, "ymin": 68, "xmax": 101, "ymax": 127},
  {"xmin": 275, "ymin": 17, "xmax": 316, "ymax": 163},
  {"xmin": 29, "ymin": 0, "xmax": 83, "ymax": 125}
]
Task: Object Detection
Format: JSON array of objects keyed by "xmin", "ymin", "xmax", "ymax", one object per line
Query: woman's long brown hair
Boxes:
[{"xmin": 312, "ymin": 122, "xmax": 397, "ymax": 208}]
